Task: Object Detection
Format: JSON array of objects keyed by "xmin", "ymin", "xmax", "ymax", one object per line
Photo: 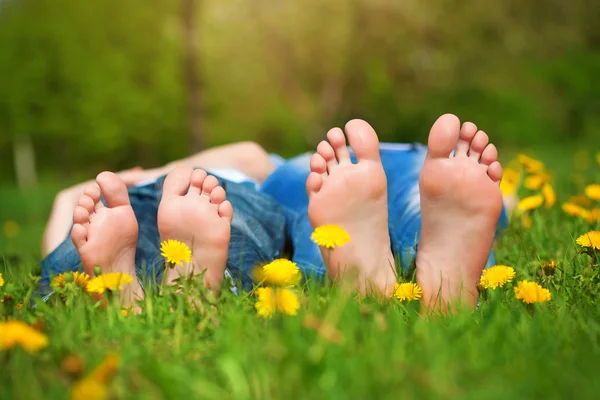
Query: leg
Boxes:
[
  {"xmin": 306, "ymin": 121, "xmax": 396, "ymax": 295},
  {"xmin": 416, "ymin": 114, "xmax": 503, "ymax": 311}
]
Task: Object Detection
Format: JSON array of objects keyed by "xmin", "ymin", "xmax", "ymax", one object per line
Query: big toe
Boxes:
[
  {"xmin": 344, "ymin": 119, "xmax": 381, "ymax": 162},
  {"xmin": 96, "ymin": 172, "xmax": 131, "ymax": 208},
  {"xmin": 426, "ymin": 114, "xmax": 460, "ymax": 159}
]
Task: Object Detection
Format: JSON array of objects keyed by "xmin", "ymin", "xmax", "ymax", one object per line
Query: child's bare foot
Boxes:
[
  {"xmin": 71, "ymin": 172, "xmax": 143, "ymax": 305},
  {"xmin": 307, "ymin": 120, "xmax": 396, "ymax": 295},
  {"xmin": 417, "ymin": 114, "xmax": 503, "ymax": 311},
  {"xmin": 157, "ymin": 167, "xmax": 233, "ymax": 292}
]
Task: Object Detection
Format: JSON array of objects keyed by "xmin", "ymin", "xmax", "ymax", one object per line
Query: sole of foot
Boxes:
[
  {"xmin": 307, "ymin": 119, "xmax": 396, "ymax": 296},
  {"xmin": 71, "ymin": 172, "xmax": 143, "ymax": 306},
  {"xmin": 416, "ymin": 114, "xmax": 504, "ymax": 312},
  {"xmin": 157, "ymin": 166, "xmax": 233, "ymax": 293}
]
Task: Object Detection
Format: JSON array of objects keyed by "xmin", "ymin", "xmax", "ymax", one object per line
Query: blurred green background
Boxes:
[{"xmin": 0, "ymin": 0, "xmax": 599, "ymax": 187}]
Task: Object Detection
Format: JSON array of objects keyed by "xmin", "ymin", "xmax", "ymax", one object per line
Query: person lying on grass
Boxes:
[{"xmin": 39, "ymin": 114, "xmax": 511, "ymax": 313}]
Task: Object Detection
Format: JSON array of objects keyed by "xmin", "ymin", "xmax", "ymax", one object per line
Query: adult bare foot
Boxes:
[
  {"xmin": 417, "ymin": 114, "xmax": 503, "ymax": 311},
  {"xmin": 157, "ymin": 167, "xmax": 233, "ymax": 292},
  {"xmin": 307, "ymin": 120, "xmax": 396, "ymax": 295},
  {"xmin": 71, "ymin": 172, "xmax": 143, "ymax": 306}
]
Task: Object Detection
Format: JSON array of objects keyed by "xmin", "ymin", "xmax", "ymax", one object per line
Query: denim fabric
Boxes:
[
  {"xmin": 260, "ymin": 143, "xmax": 509, "ymax": 279},
  {"xmin": 39, "ymin": 174, "xmax": 286, "ymax": 297}
]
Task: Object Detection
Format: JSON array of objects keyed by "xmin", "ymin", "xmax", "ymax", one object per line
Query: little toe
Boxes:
[
  {"xmin": 71, "ymin": 223, "xmax": 88, "ymax": 249},
  {"xmin": 78, "ymin": 195, "xmax": 96, "ymax": 214},
  {"xmin": 455, "ymin": 122, "xmax": 478, "ymax": 157},
  {"xmin": 218, "ymin": 200, "xmax": 234, "ymax": 223},
  {"xmin": 488, "ymin": 161, "xmax": 503, "ymax": 183},
  {"xmin": 96, "ymin": 171, "xmax": 131, "ymax": 208},
  {"xmin": 163, "ymin": 166, "xmax": 193, "ymax": 197},
  {"xmin": 344, "ymin": 119, "xmax": 381, "ymax": 162},
  {"xmin": 73, "ymin": 206, "xmax": 90, "ymax": 226},
  {"xmin": 327, "ymin": 127, "xmax": 351, "ymax": 164},
  {"xmin": 468, "ymin": 131, "xmax": 489, "ymax": 160},
  {"xmin": 310, "ymin": 153, "xmax": 328, "ymax": 178},
  {"xmin": 201, "ymin": 175, "xmax": 219, "ymax": 196},
  {"xmin": 426, "ymin": 114, "xmax": 461, "ymax": 159},
  {"xmin": 306, "ymin": 172, "xmax": 323, "ymax": 198},
  {"xmin": 188, "ymin": 169, "xmax": 207, "ymax": 195},
  {"xmin": 480, "ymin": 143, "xmax": 498, "ymax": 166},
  {"xmin": 317, "ymin": 140, "xmax": 338, "ymax": 172},
  {"xmin": 210, "ymin": 186, "xmax": 227, "ymax": 205}
]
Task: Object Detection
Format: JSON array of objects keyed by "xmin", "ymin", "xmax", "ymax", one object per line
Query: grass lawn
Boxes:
[{"xmin": 1, "ymin": 149, "xmax": 599, "ymax": 400}]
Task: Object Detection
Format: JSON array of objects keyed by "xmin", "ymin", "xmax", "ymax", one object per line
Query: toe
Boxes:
[
  {"xmin": 468, "ymin": 131, "xmax": 489, "ymax": 160},
  {"xmin": 480, "ymin": 143, "xmax": 498, "ymax": 166},
  {"xmin": 426, "ymin": 114, "xmax": 460, "ymax": 159},
  {"xmin": 73, "ymin": 206, "xmax": 90, "ymax": 225},
  {"xmin": 84, "ymin": 183, "xmax": 102, "ymax": 204},
  {"xmin": 188, "ymin": 169, "xmax": 207, "ymax": 195},
  {"xmin": 96, "ymin": 171, "xmax": 131, "ymax": 207},
  {"xmin": 78, "ymin": 194, "xmax": 96, "ymax": 214},
  {"xmin": 163, "ymin": 166, "xmax": 193, "ymax": 197},
  {"xmin": 218, "ymin": 200, "xmax": 234, "ymax": 223},
  {"xmin": 306, "ymin": 172, "xmax": 323, "ymax": 198},
  {"xmin": 310, "ymin": 153, "xmax": 328, "ymax": 178},
  {"xmin": 344, "ymin": 119, "xmax": 381, "ymax": 162},
  {"xmin": 201, "ymin": 175, "xmax": 219, "ymax": 196},
  {"xmin": 488, "ymin": 161, "xmax": 503, "ymax": 183},
  {"xmin": 317, "ymin": 140, "xmax": 337, "ymax": 172},
  {"xmin": 454, "ymin": 122, "xmax": 478, "ymax": 157},
  {"xmin": 327, "ymin": 127, "xmax": 351, "ymax": 164},
  {"xmin": 71, "ymin": 223, "xmax": 88, "ymax": 249},
  {"xmin": 210, "ymin": 186, "xmax": 227, "ymax": 205}
]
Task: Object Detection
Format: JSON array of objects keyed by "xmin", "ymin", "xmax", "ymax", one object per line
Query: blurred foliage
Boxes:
[{"xmin": 0, "ymin": 0, "xmax": 599, "ymax": 182}]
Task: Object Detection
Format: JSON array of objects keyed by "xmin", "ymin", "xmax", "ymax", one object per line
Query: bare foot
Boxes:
[
  {"xmin": 157, "ymin": 167, "xmax": 233, "ymax": 292},
  {"xmin": 71, "ymin": 172, "xmax": 143, "ymax": 305},
  {"xmin": 416, "ymin": 114, "xmax": 503, "ymax": 311},
  {"xmin": 306, "ymin": 120, "xmax": 396, "ymax": 295}
]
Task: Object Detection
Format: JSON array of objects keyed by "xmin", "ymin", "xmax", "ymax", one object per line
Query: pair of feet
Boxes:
[{"xmin": 72, "ymin": 114, "xmax": 503, "ymax": 310}]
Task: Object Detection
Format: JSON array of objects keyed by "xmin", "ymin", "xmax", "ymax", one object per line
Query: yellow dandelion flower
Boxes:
[
  {"xmin": 3, "ymin": 221, "xmax": 20, "ymax": 238},
  {"xmin": 277, "ymin": 288, "xmax": 300, "ymax": 316},
  {"xmin": 514, "ymin": 280, "xmax": 551, "ymax": 304},
  {"xmin": 590, "ymin": 208, "xmax": 600, "ymax": 223},
  {"xmin": 541, "ymin": 260, "xmax": 558, "ymax": 275},
  {"xmin": 0, "ymin": 320, "xmax": 49, "ymax": 352},
  {"xmin": 585, "ymin": 184, "xmax": 600, "ymax": 201},
  {"xmin": 71, "ymin": 353, "xmax": 119, "ymax": 400},
  {"xmin": 569, "ymin": 196, "xmax": 591, "ymax": 207},
  {"xmin": 160, "ymin": 239, "xmax": 192, "ymax": 266},
  {"xmin": 561, "ymin": 203, "xmax": 592, "ymax": 221},
  {"xmin": 51, "ymin": 272, "xmax": 91, "ymax": 290},
  {"xmin": 479, "ymin": 265, "xmax": 516, "ymax": 289},
  {"xmin": 500, "ymin": 168, "xmax": 521, "ymax": 196},
  {"xmin": 541, "ymin": 183, "xmax": 556, "ymax": 208},
  {"xmin": 86, "ymin": 273, "xmax": 133, "ymax": 294},
  {"xmin": 524, "ymin": 174, "xmax": 549, "ymax": 191},
  {"xmin": 393, "ymin": 282, "xmax": 422, "ymax": 301},
  {"xmin": 121, "ymin": 309, "xmax": 129, "ymax": 317},
  {"xmin": 311, "ymin": 224, "xmax": 351, "ymax": 249},
  {"xmin": 520, "ymin": 213, "xmax": 533, "ymax": 229},
  {"xmin": 518, "ymin": 195, "xmax": 544, "ymax": 212},
  {"xmin": 0, "ymin": 273, "xmax": 4, "ymax": 287},
  {"xmin": 254, "ymin": 287, "xmax": 300, "ymax": 317},
  {"xmin": 253, "ymin": 259, "xmax": 301, "ymax": 286},
  {"xmin": 517, "ymin": 154, "xmax": 545, "ymax": 174},
  {"xmin": 576, "ymin": 231, "xmax": 600, "ymax": 251},
  {"xmin": 255, "ymin": 287, "xmax": 276, "ymax": 318}
]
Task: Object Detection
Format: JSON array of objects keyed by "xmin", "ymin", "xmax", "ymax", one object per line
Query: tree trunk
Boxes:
[
  {"xmin": 182, "ymin": 0, "xmax": 204, "ymax": 153},
  {"xmin": 13, "ymin": 134, "xmax": 38, "ymax": 191}
]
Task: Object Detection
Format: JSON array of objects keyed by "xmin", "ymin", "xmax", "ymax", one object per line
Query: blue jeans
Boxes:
[
  {"xmin": 39, "ymin": 175, "xmax": 287, "ymax": 297},
  {"xmin": 39, "ymin": 144, "xmax": 508, "ymax": 295}
]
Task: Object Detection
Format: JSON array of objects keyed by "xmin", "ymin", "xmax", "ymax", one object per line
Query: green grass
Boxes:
[{"xmin": 1, "ymin": 150, "xmax": 600, "ymax": 400}]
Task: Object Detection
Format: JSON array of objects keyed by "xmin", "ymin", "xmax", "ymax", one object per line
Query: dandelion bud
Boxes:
[{"xmin": 93, "ymin": 266, "xmax": 102, "ymax": 276}]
